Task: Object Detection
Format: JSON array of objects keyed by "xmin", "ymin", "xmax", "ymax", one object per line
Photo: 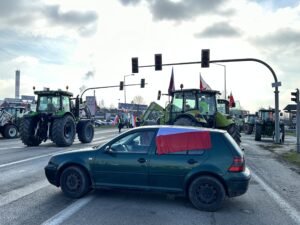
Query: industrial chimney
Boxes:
[{"xmin": 15, "ymin": 70, "xmax": 20, "ymax": 99}]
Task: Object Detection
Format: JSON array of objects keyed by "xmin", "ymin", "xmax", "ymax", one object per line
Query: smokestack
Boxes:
[{"xmin": 15, "ymin": 70, "xmax": 20, "ymax": 99}]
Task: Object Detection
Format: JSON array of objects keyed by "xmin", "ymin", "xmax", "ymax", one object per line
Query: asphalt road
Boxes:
[{"xmin": 0, "ymin": 129, "xmax": 300, "ymax": 225}]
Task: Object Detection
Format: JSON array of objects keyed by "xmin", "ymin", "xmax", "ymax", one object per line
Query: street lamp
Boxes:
[
  {"xmin": 214, "ymin": 63, "xmax": 227, "ymax": 99},
  {"xmin": 124, "ymin": 74, "xmax": 134, "ymax": 104}
]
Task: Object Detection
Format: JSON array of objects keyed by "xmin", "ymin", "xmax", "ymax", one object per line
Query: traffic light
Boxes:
[
  {"xmin": 119, "ymin": 81, "xmax": 124, "ymax": 90},
  {"xmin": 155, "ymin": 54, "xmax": 162, "ymax": 71},
  {"xmin": 157, "ymin": 90, "xmax": 161, "ymax": 100},
  {"xmin": 141, "ymin": 78, "xmax": 145, "ymax": 88},
  {"xmin": 132, "ymin": 57, "xmax": 139, "ymax": 73},
  {"xmin": 201, "ymin": 49, "xmax": 210, "ymax": 68},
  {"xmin": 291, "ymin": 88, "xmax": 299, "ymax": 103}
]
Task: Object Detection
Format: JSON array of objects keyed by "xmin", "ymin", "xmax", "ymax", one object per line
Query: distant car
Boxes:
[
  {"xmin": 45, "ymin": 126, "xmax": 250, "ymax": 211},
  {"xmin": 94, "ymin": 119, "xmax": 106, "ymax": 127}
]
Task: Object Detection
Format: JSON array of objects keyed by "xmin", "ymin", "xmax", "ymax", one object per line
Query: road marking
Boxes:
[
  {"xmin": 252, "ymin": 171, "xmax": 300, "ymax": 224},
  {"xmin": 0, "ymin": 180, "xmax": 49, "ymax": 207},
  {"xmin": 0, "ymin": 138, "xmax": 111, "ymax": 169},
  {"xmin": 41, "ymin": 195, "xmax": 93, "ymax": 225}
]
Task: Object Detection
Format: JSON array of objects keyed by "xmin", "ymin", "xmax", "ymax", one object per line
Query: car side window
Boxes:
[{"xmin": 111, "ymin": 131, "xmax": 155, "ymax": 154}]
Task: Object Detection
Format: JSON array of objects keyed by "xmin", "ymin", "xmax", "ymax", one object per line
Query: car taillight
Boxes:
[{"xmin": 228, "ymin": 156, "xmax": 245, "ymax": 172}]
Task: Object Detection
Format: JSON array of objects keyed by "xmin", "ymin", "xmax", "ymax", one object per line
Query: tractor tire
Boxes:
[
  {"xmin": 174, "ymin": 117, "xmax": 198, "ymax": 126},
  {"xmin": 20, "ymin": 117, "xmax": 42, "ymax": 146},
  {"xmin": 3, "ymin": 124, "xmax": 18, "ymax": 139},
  {"xmin": 255, "ymin": 124, "xmax": 262, "ymax": 141},
  {"xmin": 77, "ymin": 121, "xmax": 94, "ymax": 143},
  {"xmin": 227, "ymin": 124, "xmax": 241, "ymax": 145},
  {"xmin": 52, "ymin": 115, "xmax": 76, "ymax": 147}
]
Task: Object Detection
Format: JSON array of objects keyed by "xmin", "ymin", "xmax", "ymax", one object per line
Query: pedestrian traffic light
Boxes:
[
  {"xmin": 291, "ymin": 88, "xmax": 299, "ymax": 103},
  {"xmin": 132, "ymin": 57, "xmax": 139, "ymax": 73},
  {"xmin": 141, "ymin": 78, "xmax": 145, "ymax": 88},
  {"xmin": 201, "ymin": 49, "xmax": 210, "ymax": 68},
  {"xmin": 119, "ymin": 81, "xmax": 124, "ymax": 90},
  {"xmin": 155, "ymin": 54, "xmax": 162, "ymax": 71}
]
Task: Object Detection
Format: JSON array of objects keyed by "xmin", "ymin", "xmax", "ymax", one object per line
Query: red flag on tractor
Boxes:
[
  {"xmin": 168, "ymin": 67, "xmax": 175, "ymax": 95},
  {"xmin": 229, "ymin": 92, "xmax": 235, "ymax": 108},
  {"xmin": 200, "ymin": 74, "xmax": 211, "ymax": 91}
]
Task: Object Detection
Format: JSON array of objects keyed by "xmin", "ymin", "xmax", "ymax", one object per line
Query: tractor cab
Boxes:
[
  {"xmin": 217, "ymin": 99, "xmax": 230, "ymax": 115},
  {"xmin": 35, "ymin": 90, "xmax": 73, "ymax": 114}
]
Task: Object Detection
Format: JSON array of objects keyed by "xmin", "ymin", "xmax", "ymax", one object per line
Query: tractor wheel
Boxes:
[
  {"xmin": 77, "ymin": 121, "xmax": 94, "ymax": 143},
  {"xmin": 248, "ymin": 124, "xmax": 254, "ymax": 135},
  {"xmin": 226, "ymin": 124, "xmax": 241, "ymax": 145},
  {"xmin": 3, "ymin": 124, "xmax": 18, "ymax": 138},
  {"xmin": 255, "ymin": 124, "xmax": 262, "ymax": 141},
  {"xmin": 52, "ymin": 115, "xmax": 76, "ymax": 147},
  {"xmin": 20, "ymin": 117, "xmax": 42, "ymax": 146},
  {"xmin": 174, "ymin": 117, "xmax": 198, "ymax": 126}
]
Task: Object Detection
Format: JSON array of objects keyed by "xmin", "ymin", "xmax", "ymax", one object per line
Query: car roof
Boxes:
[{"xmin": 134, "ymin": 125, "xmax": 226, "ymax": 134}]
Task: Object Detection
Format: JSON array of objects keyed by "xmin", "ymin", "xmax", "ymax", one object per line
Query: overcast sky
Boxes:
[{"xmin": 0, "ymin": 0, "xmax": 299, "ymax": 112}]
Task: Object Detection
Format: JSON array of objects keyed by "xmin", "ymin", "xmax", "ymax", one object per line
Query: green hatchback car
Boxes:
[{"xmin": 45, "ymin": 126, "xmax": 250, "ymax": 211}]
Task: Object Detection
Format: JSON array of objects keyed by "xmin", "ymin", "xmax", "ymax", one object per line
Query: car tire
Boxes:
[
  {"xmin": 60, "ymin": 166, "xmax": 91, "ymax": 198},
  {"xmin": 188, "ymin": 176, "xmax": 225, "ymax": 212}
]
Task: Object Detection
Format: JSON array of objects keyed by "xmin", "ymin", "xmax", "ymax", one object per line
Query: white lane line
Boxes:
[
  {"xmin": 252, "ymin": 171, "xmax": 300, "ymax": 224},
  {"xmin": 0, "ymin": 180, "xmax": 49, "ymax": 207},
  {"xmin": 41, "ymin": 196, "xmax": 93, "ymax": 225},
  {"xmin": 0, "ymin": 138, "xmax": 111, "ymax": 169}
]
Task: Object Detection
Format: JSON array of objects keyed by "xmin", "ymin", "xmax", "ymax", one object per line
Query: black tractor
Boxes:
[
  {"xmin": 254, "ymin": 109, "xmax": 285, "ymax": 142},
  {"xmin": 19, "ymin": 89, "xmax": 94, "ymax": 147}
]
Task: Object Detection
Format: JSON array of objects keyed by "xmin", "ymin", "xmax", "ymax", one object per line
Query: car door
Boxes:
[{"xmin": 91, "ymin": 129, "xmax": 156, "ymax": 189}]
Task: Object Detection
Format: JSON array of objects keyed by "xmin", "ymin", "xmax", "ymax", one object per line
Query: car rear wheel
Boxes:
[
  {"xmin": 60, "ymin": 166, "xmax": 90, "ymax": 198},
  {"xmin": 188, "ymin": 176, "xmax": 225, "ymax": 212}
]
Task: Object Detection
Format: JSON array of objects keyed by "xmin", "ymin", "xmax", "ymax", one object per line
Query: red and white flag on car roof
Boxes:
[
  {"xmin": 168, "ymin": 67, "xmax": 175, "ymax": 95},
  {"xmin": 200, "ymin": 74, "xmax": 211, "ymax": 91}
]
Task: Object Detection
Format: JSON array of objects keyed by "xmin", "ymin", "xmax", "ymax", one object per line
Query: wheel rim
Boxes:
[
  {"xmin": 64, "ymin": 122, "xmax": 73, "ymax": 139},
  {"xmin": 65, "ymin": 172, "xmax": 82, "ymax": 192},
  {"xmin": 196, "ymin": 183, "xmax": 218, "ymax": 204},
  {"xmin": 9, "ymin": 127, "xmax": 17, "ymax": 137}
]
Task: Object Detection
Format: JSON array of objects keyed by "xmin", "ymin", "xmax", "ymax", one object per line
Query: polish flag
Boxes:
[
  {"xmin": 200, "ymin": 74, "xmax": 211, "ymax": 91},
  {"xmin": 168, "ymin": 67, "xmax": 175, "ymax": 95}
]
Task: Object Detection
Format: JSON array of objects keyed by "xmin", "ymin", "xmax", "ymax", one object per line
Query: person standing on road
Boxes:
[{"xmin": 118, "ymin": 115, "xmax": 123, "ymax": 133}]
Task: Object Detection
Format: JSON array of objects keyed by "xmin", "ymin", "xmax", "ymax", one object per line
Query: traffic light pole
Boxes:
[
  {"xmin": 138, "ymin": 57, "xmax": 282, "ymax": 144},
  {"xmin": 297, "ymin": 102, "xmax": 300, "ymax": 153}
]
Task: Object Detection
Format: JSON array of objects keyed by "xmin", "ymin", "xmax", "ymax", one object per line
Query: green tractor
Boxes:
[
  {"xmin": 243, "ymin": 114, "xmax": 256, "ymax": 135},
  {"xmin": 142, "ymin": 89, "xmax": 241, "ymax": 145},
  {"xmin": 19, "ymin": 89, "xmax": 94, "ymax": 147},
  {"xmin": 254, "ymin": 109, "xmax": 285, "ymax": 142},
  {"xmin": 217, "ymin": 99, "xmax": 230, "ymax": 115}
]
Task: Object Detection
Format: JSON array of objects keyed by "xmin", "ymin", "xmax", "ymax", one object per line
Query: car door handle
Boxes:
[
  {"xmin": 187, "ymin": 159, "xmax": 198, "ymax": 164},
  {"xmin": 137, "ymin": 158, "xmax": 147, "ymax": 163}
]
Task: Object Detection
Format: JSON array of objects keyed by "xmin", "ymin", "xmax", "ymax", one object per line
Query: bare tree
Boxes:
[{"xmin": 132, "ymin": 95, "xmax": 145, "ymax": 105}]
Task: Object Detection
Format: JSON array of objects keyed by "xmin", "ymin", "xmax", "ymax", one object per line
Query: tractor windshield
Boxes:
[
  {"xmin": 38, "ymin": 96, "xmax": 61, "ymax": 112},
  {"xmin": 261, "ymin": 111, "xmax": 274, "ymax": 122},
  {"xmin": 198, "ymin": 93, "xmax": 216, "ymax": 116}
]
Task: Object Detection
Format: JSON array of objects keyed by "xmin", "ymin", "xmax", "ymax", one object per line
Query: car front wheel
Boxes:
[
  {"xmin": 188, "ymin": 176, "xmax": 225, "ymax": 212},
  {"xmin": 60, "ymin": 166, "xmax": 90, "ymax": 198}
]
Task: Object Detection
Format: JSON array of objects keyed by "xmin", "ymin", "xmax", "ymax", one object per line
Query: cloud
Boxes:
[
  {"xmin": 250, "ymin": 28, "xmax": 300, "ymax": 76},
  {"xmin": 249, "ymin": 0, "xmax": 300, "ymax": 10},
  {"xmin": 118, "ymin": 0, "xmax": 235, "ymax": 21},
  {"xmin": 194, "ymin": 22, "xmax": 242, "ymax": 38},
  {"xmin": 0, "ymin": 0, "xmax": 98, "ymax": 37},
  {"xmin": 119, "ymin": 0, "xmax": 142, "ymax": 6}
]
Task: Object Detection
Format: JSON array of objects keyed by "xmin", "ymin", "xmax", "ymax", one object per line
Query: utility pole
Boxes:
[
  {"xmin": 291, "ymin": 89, "xmax": 300, "ymax": 152},
  {"xmin": 124, "ymin": 74, "xmax": 134, "ymax": 104},
  {"xmin": 214, "ymin": 63, "xmax": 227, "ymax": 99}
]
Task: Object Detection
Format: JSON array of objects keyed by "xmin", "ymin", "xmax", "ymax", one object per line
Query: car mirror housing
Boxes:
[{"xmin": 104, "ymin": 145, "xmax": 113, "ymax": 154}]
